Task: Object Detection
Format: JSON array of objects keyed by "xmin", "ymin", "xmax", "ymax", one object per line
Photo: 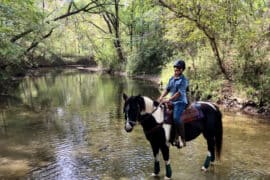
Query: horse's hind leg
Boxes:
[
  {"xmin": 150, "ymin": 142, "xmax": 160, "ymax": 176},
  {"xmin": 201, "ymin": 136, "xmax": 215, "ymax": 171}
]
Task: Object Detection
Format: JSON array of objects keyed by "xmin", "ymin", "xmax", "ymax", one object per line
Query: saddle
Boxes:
[{"xmin": 164, "ymin": 102, "xmax": 204, "ymax": 124}]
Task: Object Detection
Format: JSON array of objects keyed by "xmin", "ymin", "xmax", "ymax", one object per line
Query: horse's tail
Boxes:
[{"xmin": 215, "ymin": 105, "xmax": 223, "ymax": 159}]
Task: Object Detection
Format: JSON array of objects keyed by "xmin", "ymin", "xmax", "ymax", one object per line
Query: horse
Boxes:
[{"xmin": 122, "ymin": 93, "xmax": 223, "ymax": 179}]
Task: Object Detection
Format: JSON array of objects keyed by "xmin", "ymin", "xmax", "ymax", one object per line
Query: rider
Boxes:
[{"xmin": 158, "ymin": 59, "xmax": 189, "ymax": 148}]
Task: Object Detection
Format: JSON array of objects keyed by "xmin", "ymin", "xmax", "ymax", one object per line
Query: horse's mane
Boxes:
[
  {"xmin": 140, "ymin": 96, "xmax": 155, "ymax": 113},
  {"xmin": 134, "ymin": 95, "xmax": 146, "ymax": 112}
]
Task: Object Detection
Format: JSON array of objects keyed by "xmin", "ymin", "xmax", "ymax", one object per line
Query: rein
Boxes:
[
  {"xmin": 150, "ymin": 103, "xmax": 162, "ymax": 114},
  {"xmin": 140, "ymin": 102, "xmax": 162, "ymax": 115}
]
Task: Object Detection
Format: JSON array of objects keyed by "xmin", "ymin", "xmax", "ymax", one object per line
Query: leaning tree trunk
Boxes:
[
  {"xmin": 112, "ymin": 0, "xmax": 125, "ymax": 63},
  {"xmin": 158, "ymin": 0, "xmax": 232, "ymax": 81}
]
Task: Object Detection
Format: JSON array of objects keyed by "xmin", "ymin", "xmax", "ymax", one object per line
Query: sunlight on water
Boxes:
[{"xmin": 0, "ymin": 69, "xmax": 269, "ymax": 179}]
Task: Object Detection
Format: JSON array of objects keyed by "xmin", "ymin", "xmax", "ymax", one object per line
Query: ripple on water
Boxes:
[
  {"xmin": 229, "ymin": 168, "xmax": 270, "ymax": 180},
  {"xmin": 2, "ymin": 71, "xmax": 270, "ymax": 180}
]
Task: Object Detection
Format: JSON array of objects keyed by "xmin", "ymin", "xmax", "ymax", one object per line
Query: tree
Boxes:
[
  {"xmin": 158, "ymin": 0, "xmax": 238, "ymax": 81},
  {"xmin": 100, "ymin": 0, "xmax": 126, "ymax": 63}
]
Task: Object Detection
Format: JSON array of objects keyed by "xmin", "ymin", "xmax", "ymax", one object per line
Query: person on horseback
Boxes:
[{"xmin": 158, "ymin": 59, "xmax": 189, "ymax": 148}]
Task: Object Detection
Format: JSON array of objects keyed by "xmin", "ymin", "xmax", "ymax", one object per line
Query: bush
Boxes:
[{"xmin": 127, "ymin": 37, "xmax": 173, "ymax": 75}]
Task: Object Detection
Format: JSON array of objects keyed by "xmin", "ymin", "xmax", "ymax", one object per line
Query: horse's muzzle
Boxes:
[{"xmin": 125, "ymin": 121, "xmax": 133, "ymax": 132}]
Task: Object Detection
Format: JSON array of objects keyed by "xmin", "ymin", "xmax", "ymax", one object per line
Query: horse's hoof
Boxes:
[
  {"xmin": 164, "ymin": 176, "xmax": 171, "ymax": 180},
  {"xmin": 151, "ymin": 173, "xmax": 159, "ymax": 177},
  {"xmin": 201, "ymin": 166, "xmax": 208, "ymax": 172}
]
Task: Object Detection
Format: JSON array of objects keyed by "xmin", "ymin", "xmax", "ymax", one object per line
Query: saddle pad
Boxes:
[{"xmin": 181, "ymin": 104, "xmax": 203, "ymax": 123}]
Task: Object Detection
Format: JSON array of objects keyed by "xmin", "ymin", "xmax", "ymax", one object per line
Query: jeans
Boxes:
[{"xmin": 173, "ymin": 102, "xmax": 187, "ymax": 125}]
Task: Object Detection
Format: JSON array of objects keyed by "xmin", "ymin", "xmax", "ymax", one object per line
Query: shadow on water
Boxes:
[{"xmin": 0, "ymin": 69, "xmax": 269, "ymax": 179}]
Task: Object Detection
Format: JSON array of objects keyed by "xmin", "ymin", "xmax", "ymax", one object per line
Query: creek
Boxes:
[{"xmin": 0, "ymin": 69, "xmax": 269, "ymax": 179}]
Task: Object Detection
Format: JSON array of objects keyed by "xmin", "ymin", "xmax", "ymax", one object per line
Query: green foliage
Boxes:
[
  {"xmin": 127, "ymin": 36, "xmax": 173, "ymax": 75},
  {"xmin": 126, "ymin": 2, "xmax": 173, "ymax": 75},
  {"xmin": 158, "ymin": 0, "xmax": 270, "ymax": 106},
  {"xmin": 0, "ymin": 1, "xmax": 43, "ymax": 65},
  {"xmin": 95, "ymin": 38, "xmax": 119, "ymax": 70}
]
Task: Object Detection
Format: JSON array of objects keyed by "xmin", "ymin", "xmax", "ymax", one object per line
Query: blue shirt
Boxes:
[{"xmin": 166, "ymin": 75, "xmax": 189, "ymax": 104}]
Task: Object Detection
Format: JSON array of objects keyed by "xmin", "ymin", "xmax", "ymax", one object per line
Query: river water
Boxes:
[{"xmin": 0, "ymin": 69, "xmax": 269, "ymax": 179}]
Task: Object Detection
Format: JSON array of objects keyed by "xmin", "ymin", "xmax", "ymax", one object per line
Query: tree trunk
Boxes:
[
  {"xmin": 113, "ymin": 0, "xmax": 125, "ymax": 63},
  {"xmin": 103, "ymin": 0, "xmax": 125, "ymax": 63}
]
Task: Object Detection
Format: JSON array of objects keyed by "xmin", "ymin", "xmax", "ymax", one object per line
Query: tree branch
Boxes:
[
  {"xmin": 67, "ymin": 1, "xmax": 73, "ymax": 14},
  {"xmin": 26, "ymin": 28, "xmax": 55, "ymax": 53},
  {"xmin": 103, "ymin": 14, "xmax": 113, "ymax": 34},
  {"xmin": 10, "ymin": 1, "xmax": 103, "ymax": 43},
  {"xmin": 53, "ymin": 2, "xmax": 94, "ymax": 21},
  {"xmin": 81, "ymin": 16, "xmax": 108, "ymax": 34},
  {"xmin": 10, "ymin": 29, "xmax": 34, "ymax": 43}
]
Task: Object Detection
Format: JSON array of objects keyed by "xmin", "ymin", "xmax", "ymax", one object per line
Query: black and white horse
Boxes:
[{"xmin": 123, "ymin": 93, "xmax": 223, "ymax": 179}]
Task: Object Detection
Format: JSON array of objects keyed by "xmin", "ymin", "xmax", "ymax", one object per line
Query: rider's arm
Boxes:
[
  {"xmin": 169, "ymin": 92, "xmax": 180, "ymax": 101},
  {"xmin": 158, "ymin": 90, "xmax": 169, "ymax": 101}
]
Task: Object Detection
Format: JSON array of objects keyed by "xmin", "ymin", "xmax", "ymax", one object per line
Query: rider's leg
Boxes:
[
  {"xmin": 177, "ymin": 121, "xmax": 186, "ymax": 146},
  {"xmin": 173, "ymin": 103, "xmax": 186, "ymax": 148}
]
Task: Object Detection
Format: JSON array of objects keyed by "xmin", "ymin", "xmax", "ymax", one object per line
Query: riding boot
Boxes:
[
  {"xmin": 173, "ymin": 125, "xmax": 178, "ymax": 147},
  {"xmin": 178, "ymin": 122, "xmax": 186, "ymax": 147},
  {"xmin": 173, "ymin": 125, "xmax": 182, "ymax": 149}
]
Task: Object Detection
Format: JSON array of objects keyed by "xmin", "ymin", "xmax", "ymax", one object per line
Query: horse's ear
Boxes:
[{"xmin": 123, "ymin": 93, "xmax": 128, "ymax": 101}]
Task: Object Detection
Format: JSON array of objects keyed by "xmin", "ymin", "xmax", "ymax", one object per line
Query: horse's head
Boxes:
[{"xmin": 122, "ymin": 93, "xmax": 145, "ymax": 132}]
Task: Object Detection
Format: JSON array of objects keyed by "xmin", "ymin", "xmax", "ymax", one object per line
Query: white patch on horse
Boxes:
[
  {"xmin": 125, "ymin": 118, "xmax": 132, "ymax": 131},
  {"xmin": 163, "ymin": 124, "xmax": 171, "ymax": 143},
  {"xmin": 152, "ymin": 107, "xmax": 164, "ymax": 124},
  {"xmin": 142, "ymin": 97, "xmax": 171, "ymax": 145},
  {"xmin": 143, "ymin": 96, "xmax": 163, "ymax": 123},
  {"xmin": 197, "ymin": 101, "xmax": 217, "ymax": 111},
  {"xmin": 142, "ymin": 96, "xmax": 154, "ymax": 114},
  {"xmin": 155, "ymin": 153, "xmax": 160, "ymax": 162}
]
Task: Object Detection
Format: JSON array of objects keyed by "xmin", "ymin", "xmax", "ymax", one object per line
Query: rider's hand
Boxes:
[
  {"xmin": 162, "ymin": 99, "xmax": 170, "ymax": 103},
  {"xmin": 158, "ymin": 97, "xmax": 169, "ymax": 104}
]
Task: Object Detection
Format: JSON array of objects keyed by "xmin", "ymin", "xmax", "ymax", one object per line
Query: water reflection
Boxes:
[{"xmin": 0, "ymin": 69, "xmax": 269, "ymax": 179}]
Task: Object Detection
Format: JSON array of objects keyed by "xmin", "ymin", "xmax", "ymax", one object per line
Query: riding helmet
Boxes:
[{"xmin": 173, "ymin": 59, "xmax": 186, "ymax": 70}]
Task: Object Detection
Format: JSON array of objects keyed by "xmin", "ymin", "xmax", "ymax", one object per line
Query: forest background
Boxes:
[{"xmin": 1, "ymin": 0, "xmax": 270, "ymax": 115}]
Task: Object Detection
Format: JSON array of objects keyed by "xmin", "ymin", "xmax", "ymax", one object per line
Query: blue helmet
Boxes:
[{"xmin": 173, "ymin": 59, "xmax": 185, "ymax": 70}]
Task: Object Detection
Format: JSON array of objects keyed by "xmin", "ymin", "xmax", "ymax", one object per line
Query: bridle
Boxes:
[
  {"xmin": 124, "ymin": 103, "xmax": 140, "ymax": 131},
  {"xmin": 124, "ymin": 99, "xmax": 165, "ymax": 133}
]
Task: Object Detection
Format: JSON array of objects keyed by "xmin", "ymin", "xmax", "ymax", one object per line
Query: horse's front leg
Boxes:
[
  {"xmin": 150, "ymin": 142, "xmax": 160, "ymax": 176},
  {"xmin": 161, "ymin": 144, "xmax": 172, "ymax": 179}
]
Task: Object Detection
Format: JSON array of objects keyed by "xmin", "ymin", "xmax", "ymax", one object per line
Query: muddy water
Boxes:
[{"xmin": 0, "ymin": 69, "xmax": 269, "ymax": 179}]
